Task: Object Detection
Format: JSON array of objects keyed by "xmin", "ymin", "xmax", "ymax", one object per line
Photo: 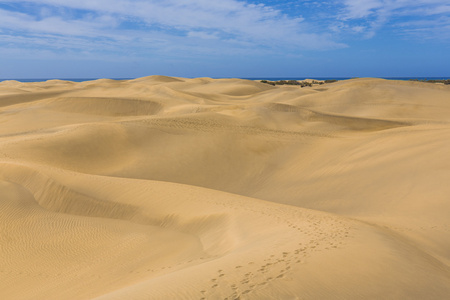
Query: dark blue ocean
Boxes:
[
  {"xmin": 0, "ymin": 78, "xmax": 132, "ymax": 82},
  {"xmin": 245, "ymin": 77, "xmax": 449, "ymax": 81},
  {"xmin": 0, "ymin": 77, "xmax": 448, "ymax": 83}
]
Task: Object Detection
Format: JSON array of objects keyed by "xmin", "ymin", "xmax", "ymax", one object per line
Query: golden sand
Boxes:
[{"xmin": 1, "ymin": 77, "xmax": 449, "ymax": 299}]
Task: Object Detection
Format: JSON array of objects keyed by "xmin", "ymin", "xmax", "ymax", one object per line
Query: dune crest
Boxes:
[{"xmin": 1, "ymin": 77, "xmax": 450, "ymax": 299}]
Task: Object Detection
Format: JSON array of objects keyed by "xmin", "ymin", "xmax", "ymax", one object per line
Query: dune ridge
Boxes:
[{"xmin": 1, "ymin": 76, "xmax": 450, "ymax": 299}]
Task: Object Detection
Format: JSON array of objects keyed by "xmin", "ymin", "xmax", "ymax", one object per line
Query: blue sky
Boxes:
[{"xmin": 0, "ymin": 0, "xmax": 449, "ymax": 78}]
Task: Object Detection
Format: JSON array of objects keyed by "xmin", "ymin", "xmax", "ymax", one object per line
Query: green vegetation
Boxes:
[
  {"xmin": 260, "ymin": 79, "xmax": 334, "ymax": 87},
  {"xmin": 409, "ymin": 79, "xmax": 450, "ymax": 85},
  {"xmin": 261, "ymin": 78, "xmax": 450, "ymax": 87}
]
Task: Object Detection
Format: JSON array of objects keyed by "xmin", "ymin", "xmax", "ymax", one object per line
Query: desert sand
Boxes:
[{"xmin": 1, "ymin": 76, "xmax": 449, "ymax": 299}]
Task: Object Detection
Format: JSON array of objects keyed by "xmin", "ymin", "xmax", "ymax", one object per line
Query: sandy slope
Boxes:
[{"xmin": 1, "ymin": 77, "xmax": 449, "ymax": 299}]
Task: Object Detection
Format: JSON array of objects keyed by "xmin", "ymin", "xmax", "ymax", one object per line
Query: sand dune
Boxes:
[{"xmin": 1, "ymin": 76, "xmax": 449, "ymax": 299}]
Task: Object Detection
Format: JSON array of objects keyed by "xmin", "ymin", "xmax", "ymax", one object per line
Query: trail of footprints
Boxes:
[
  {"xmin": 199, "ymin": 215, "xmax": 353, "ymax": 299},
  {"xmin": 0, "ymin": 176, "xmax": 353, "ymax": 300}
]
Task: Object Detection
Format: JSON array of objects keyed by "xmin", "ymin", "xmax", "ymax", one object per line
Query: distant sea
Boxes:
[
  {"xmin": 0, "ymin": 78, "xmax": 132, "ymax": 82},
  {"xmin": 244, "ymin": 77, "xmax": 449, "ymax": 81},
  {"xmin": 0, "ymin": 77, "xmax": 448, "ymax": 83}
]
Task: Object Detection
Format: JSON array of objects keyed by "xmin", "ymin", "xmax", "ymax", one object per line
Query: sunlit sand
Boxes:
[{"xmin": 1, "ymin": 77, "xmax": 449, "ymax": 299}]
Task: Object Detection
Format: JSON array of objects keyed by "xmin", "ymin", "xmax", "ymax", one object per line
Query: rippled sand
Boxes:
[{"xmin": 1, "ymin": 77, "xmax": 449, "ymax": 299}]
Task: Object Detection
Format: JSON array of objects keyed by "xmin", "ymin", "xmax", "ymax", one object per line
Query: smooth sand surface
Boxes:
[{"xmin": 1, "ymin": 77, "xmax": 450, "ymax": 299}]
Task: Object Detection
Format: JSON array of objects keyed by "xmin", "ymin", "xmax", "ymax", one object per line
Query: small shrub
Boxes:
[{"xmin": 260, "ymin": 80, "xmax": 275, "ymax": 86}]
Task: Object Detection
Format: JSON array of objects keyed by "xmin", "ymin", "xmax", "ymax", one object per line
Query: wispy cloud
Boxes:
[
  {"xmin": 0, "ymin": 0, "xmax": 345, "ymax": 60},
  {"xmin": 1, "ymin": 0, "xmax": 448, "ymax": 78},
  {"xmin": 335, "ymin": 0, "xmax": 450, "ymax": 40}
]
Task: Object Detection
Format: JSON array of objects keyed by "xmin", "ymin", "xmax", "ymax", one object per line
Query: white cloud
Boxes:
[
  {"xmin": 341, "ymin": 0, "xmax": 384, "ymax": 19},
  {"xmin": 336, "ymin": 0, "xmax": 450, "ymax": 40},
  {"xmin": 1, "ymin": 0, "xmax": 446, "ymax": 63},
  {"xmin": 0, "ymin": 0, "xmax": 345, "ymax": 57},
  {"xmin": 187, "ymin": 31, "xmax": 219, "ymax": 40}
]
